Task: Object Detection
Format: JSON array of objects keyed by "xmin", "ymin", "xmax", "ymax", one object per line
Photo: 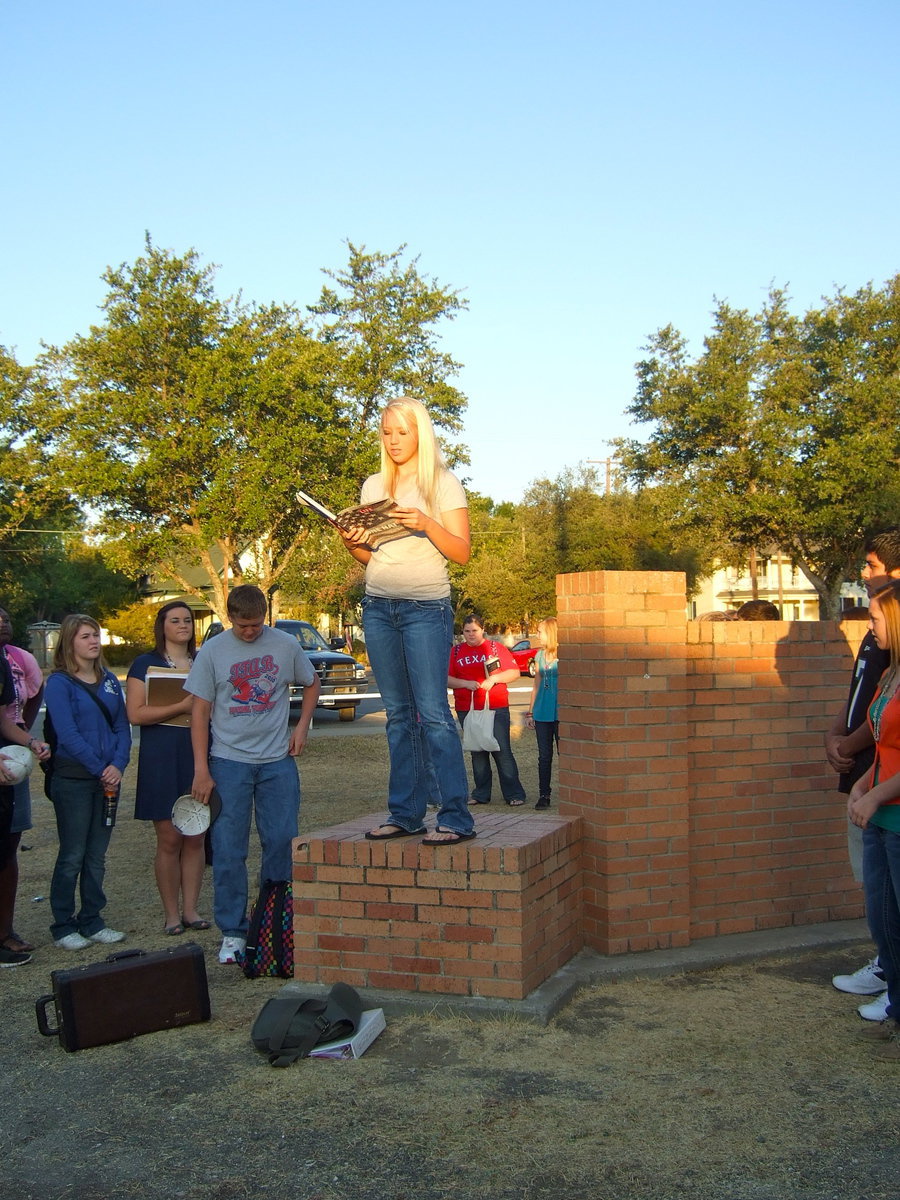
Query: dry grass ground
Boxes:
[{"xmin": 3, "ymin": 732, "xmax": 898, "ymax": 1200}]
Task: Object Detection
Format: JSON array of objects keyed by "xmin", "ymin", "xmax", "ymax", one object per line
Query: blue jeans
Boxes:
[
  {"xmin": 49, "ymin": 776, "xmax": 114, "ymax": 939},
  {"xmin": 208, "ymin": 755, "xmax": 300, "ymax": 937},
  {"xmin": 415, "ymin": 723, "xmax": 442, "ymax": 807},
  {"xmin": 863, "ymin": 823, "xmax": 900, "ymax": 1021},
  {"xmin": 535, "ymin": 720, "xmax": 559, "ymax": 799},
  {"xmin": 459, "ymin": 707, "xmax": 526, "ymax": 802},
  {"xmin": 362, "ymin": 595, "xmax": 472, "ymax": 835}
]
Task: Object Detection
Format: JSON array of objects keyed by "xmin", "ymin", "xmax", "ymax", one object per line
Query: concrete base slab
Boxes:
[{"xmin": 277, "ymin": 917, "xmax": 872, "ymax": 1026}]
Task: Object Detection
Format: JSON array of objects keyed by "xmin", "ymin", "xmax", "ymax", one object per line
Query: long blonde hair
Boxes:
[
  {"xmin": 537, "ymin": 617, "xmax": 558, "ymax": 664},
  {"xmin": 871, "ymin": 580, "xmax": 900, "ymax": 686},
  {"xmin": 379, "ymin": 395, "xmax": 446, "ymax": 517}
]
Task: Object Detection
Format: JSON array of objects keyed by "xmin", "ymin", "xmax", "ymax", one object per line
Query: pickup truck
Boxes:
[{"xmin": 202, "ymin": 619, "xmax": 368, "ymax": 721}]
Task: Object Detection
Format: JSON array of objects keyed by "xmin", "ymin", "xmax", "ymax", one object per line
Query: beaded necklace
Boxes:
[
  {"xmin": 163, "ymin": 651, "xmax": 193, "ymax": 670},
  {"xmin": 871, "ymin": 667, "xmax": 900, "ymax": 743}
]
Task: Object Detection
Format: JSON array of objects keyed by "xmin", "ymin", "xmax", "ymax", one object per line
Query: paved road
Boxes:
[
  {"xmin": 304, "ymin": 677, "xmax": 535, "ymax": 738},
  {"xmin": 113, "ymin": 672, "xmax": 536, "ymax": 742}
]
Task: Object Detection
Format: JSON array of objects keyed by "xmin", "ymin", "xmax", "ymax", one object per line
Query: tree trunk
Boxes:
[
  {"xmin": 794, "ymin": 559, "xmax": 841, "ymax": 620},
  {"xmin": 749, "ymin": 547, "xmax": 759, "ymax": 600}
]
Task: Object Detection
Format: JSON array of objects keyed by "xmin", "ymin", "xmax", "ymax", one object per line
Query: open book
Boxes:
[{"xmin": 296, "ymin": 489, "xmax": 411, "ymax": 550}]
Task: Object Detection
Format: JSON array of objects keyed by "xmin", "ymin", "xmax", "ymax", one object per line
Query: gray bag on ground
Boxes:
[{"xmin": 251, "ymin": 982, "xmax": 363, "ymax": 1067}]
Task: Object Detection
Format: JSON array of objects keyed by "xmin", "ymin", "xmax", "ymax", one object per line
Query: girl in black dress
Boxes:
[{"xmin": 126, "ymin": 602, "xmax": 209, "ymax": 935}]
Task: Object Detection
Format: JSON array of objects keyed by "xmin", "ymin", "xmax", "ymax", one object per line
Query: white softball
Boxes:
[{"xmin": 0, "ymin": 744, "xmax": 35, "ymax": 784}]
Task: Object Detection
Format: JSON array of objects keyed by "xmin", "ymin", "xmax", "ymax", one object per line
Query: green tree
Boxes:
[
  {"xmin": 308, "ymin": 241, "xmax": 469, "ymax": 460},
  {"xmin": 518, "ymin": 470, "xmax": 709, "ymax": 602},
  {"xmin": 0, "ymin": 528, "xmax": 134, "ymax": 628},
  {"xmin": 34, "ymin": 236, "xmax": 352, "ymax": 621},
  {"xmin": 103, "ymin": 599, "xmax": 159, "ymax": 660},
  {"xmin": 27, "ymin": 542, "xmax": 135, "ymax": 624},
  {"xmin": 456, "ymin": 471, "xmax": 710, "ymax": 630},
  {"xmin": 0, "ymin": 345, "xmax": 133, "ymax": 628},
  {"xmin": 615, "ymin": 280, "xmax": 900, "ymax": 618},
  {"xmin": 277, "ymin": 524, "xmax": 366, "ymax": 630},
  {"xmin": 453, "ymin": 494, "xmax": 542, "ymax": 628},
  {"xmin": 0, "ymin": 344, "xmax": 69, "ymax": 540}
]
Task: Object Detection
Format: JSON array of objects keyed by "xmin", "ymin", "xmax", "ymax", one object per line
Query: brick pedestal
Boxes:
[
  {"xmin": 293, "ymin": 810, "xmax": 583, "ymax": 1000},
  {"xmin": 558, "ymin": 570, "xmax": 691, "ymax": 953}
]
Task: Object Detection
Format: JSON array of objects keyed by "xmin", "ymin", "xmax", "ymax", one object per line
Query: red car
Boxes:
[{"xmin": 509, "ymin": 638, "xmax": 540, "ymax": 676}]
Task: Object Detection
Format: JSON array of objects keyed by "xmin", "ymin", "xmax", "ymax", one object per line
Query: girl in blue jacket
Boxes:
[{"xmin": 45, "ymin": 614, "xmax": 130, "ymax": 950}]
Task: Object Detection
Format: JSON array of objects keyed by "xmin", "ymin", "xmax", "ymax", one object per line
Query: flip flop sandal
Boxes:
[
  {"xmin": 365, "ymin": 825, "xmax": 427, "ymax": 841},
  {"xmin": 181, "ymin": 917, "xmax": 212, "ymax": 930},
  {"xmin": 164, "ymin": 923, "xmax": 185, "ymax": 936},
  {"xmin": 421, "ymin": 829, "xmax": 477, "ymax": 846},
  {"xmin": 3, "ymin": 932, "xmax": 34, "ymax": 953}
]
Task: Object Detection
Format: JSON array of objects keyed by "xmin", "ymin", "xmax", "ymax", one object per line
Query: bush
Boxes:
[{"xmin": 104, "ymin": 601, "xmax": 157, "ymax": 664}]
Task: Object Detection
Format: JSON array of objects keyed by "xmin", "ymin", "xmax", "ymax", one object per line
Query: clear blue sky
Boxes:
[{"xmin": 3, "ymin": 1, "xmax": 898, "ymax": 503}]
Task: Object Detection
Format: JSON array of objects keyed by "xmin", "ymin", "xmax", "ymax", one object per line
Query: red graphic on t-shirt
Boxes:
[{"xmin": 228, "ymin": 655, "xmax": 279, "ymax": 710}]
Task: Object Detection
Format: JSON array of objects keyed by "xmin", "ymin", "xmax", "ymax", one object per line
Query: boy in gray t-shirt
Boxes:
[{"xmin": 186, "ymin": 585, "xmax": 320, "ymax": 964}]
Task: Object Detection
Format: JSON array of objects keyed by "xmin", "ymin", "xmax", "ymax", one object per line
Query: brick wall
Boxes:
[{"xmin": 558, "ymin": 570, "xmax": 866, "ymax": 955}]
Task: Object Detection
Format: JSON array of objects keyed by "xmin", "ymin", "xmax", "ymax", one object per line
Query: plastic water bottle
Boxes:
[{"xmin": 103, "ymin": 784, "xmax": 119, "ymax": 828}]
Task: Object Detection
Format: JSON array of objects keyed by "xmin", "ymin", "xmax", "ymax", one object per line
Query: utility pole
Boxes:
[{"xmin": 586, "ymin": 457, "xmax": 618, "ymax": 495}]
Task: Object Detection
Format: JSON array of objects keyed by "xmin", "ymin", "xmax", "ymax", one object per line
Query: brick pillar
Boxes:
[{"xmin": 557, "ymin": 571, "xmax": 690, "ymax": 953}]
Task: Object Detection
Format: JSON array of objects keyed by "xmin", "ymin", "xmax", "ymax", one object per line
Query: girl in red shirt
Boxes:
[{"xmin": 448, "ymin": 614, "xmax": 526, "ymax": 806}]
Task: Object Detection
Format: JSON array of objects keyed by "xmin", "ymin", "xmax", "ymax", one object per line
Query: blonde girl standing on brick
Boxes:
[
  {"xmin": 525, "ymin": 617, "xmax": 558, "ymax": 809},
  {"xmin": 849, "ymin": 578, "xmax": 900, "ymax": 1057},
  {"xmin": 339, "ymin": 395, "xmax": 475, "ymax": 846}
]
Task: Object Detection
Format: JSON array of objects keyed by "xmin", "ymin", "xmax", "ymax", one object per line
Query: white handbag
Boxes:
[{"xmin": 462, "ymin": 705, "xmax": 500, "ymax": 752}]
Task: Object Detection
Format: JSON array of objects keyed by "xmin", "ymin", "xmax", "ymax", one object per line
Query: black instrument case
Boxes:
[{"xmin": 36, "ymin": 943, "xmax": 210, "ymax": 1051}]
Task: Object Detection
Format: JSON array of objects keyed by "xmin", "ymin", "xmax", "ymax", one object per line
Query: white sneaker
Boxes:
[
  {"xmin": 218, "ymin": 936, "xmax": 246, "ymax": 964},
  {"xmin": 55, "ymin": 932, "xmax": 91, "ymax": 951},
  {"xmin": 88, "ymin": 928, "xmax": 125, "ymax": 944},
  {"xmin": 858, "ymin": 991, "xmax": 891, "ymax": 1021},
  {"xmin": 832, "ymin": 957, "xmax": 886, "ymax": 995}
]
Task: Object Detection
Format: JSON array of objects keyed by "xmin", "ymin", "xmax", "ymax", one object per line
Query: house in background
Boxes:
[
  {"xmin": 137, "ymin": 561, "xmax": 220, "ymax": 638},
  {"xmin": 690, "ymin": 551, "xmax": 866, "ymax": 620},
  {"xmin": 136, "ymin": 549, "xmax": 349, "ymax": 645}
]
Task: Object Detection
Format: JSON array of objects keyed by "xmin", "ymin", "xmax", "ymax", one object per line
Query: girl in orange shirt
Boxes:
[{"xmin": 849, "ymin": 578, "xmax": 900, "ymax": 1056}]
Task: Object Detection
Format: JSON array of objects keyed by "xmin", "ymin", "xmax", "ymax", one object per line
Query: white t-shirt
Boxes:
[{"xmin": 361, "ymin": 469, "xmax": 467, "ymax": 601}]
